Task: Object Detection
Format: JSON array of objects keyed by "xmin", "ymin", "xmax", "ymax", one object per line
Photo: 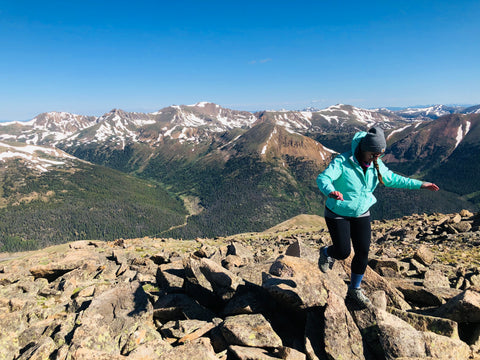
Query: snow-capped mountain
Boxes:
[
  {"xmin": 42, "ymin": 103, "xmax": 258, "ymax": 149},
  {"xmin": 257, "ymin": 104, "xmax": 402, "ymax": 134},
  {"xmin": 1, "ymin": 102, "xmax": 479, "ymax": 245},
  {"xmin": 0, "ymin": 141, "xmax": 77, "ymax": 173},
  {"xmin": 391, "ymin": 105, "xmax": 465, "ymax": 119},
  {"xmin": 0, "ymin": 112, "xmax": 97, "ymax": 146},
  {"xmin": 0, "ymin": 102, "xmax": 416, "ymax": 150},
  {"xmin": 463, "ymin": 105, "xmax": 480, "ymax": 114}
]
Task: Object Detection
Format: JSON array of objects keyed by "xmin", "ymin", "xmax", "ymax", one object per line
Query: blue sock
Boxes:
[
  {"xmin": 322, "ymin": 246, "xmax": 329, "ymax": 257},
  {"xmin": 350, "ymin": 273, "xmax": 364, "ymax": 289}
]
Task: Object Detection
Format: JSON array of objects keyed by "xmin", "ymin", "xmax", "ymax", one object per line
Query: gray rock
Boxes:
[
  {"xmin": 156, "ymin": 260, "xmax": 185, "ymax": 292},
  {"xmin": 126, "ymin": 338, "xmax": 172, "ymax": 359},
  {"xmin": 413, "ymin": 245, "xmax": 435, "ymax": 266},
  {"xmin": 153, "ymin": 293, "xmax": 215, "ymax": 323},
  {"xmin": 160, "ymin": 319, "xmax": 209, "ymax": 339},
  {"xmin": 227, "ymin": 242, "xmax": 254, "ymax": 263},
  {"xmin": 388, "ymin": 307, "xmax": 459, "ymax": 338},
  {"xmin": 370, "ymin": 290, "xmax": 388, "ymax": 310},
  {"xmin": 285, "ymin": 239, "xmax": 318, "ymax": 263},
  {"xmin": 223, "ymin": 290, "xmax": 269, "ymax": 316},
  {"xmin": 323, "ymin": 291, "xmax": 365, "ymax": 360},
  {"xmin": 277, "ymin": 346, "xmax": 307, "ymax": 360},
  {"xmin": 431, "ymin": 290, "xmax": 480, "ymax": 323},
  {"xmin": 182, "ymin": 255, "xmax": 219, "ymax": 308},
  {"xmin": 369, "ymin": 257, "xmax": 401, "ymax": 273},
  {"xmin": 16, "ymin": 336, "xmax": 56, "ymax": 360},
  {"xmin": 390, "ymin": 277, "xmax": 460, "ymax": 307},
  {"xmin": 221, "ymin": 314, "xmax": 282, "ymax": 348},
  {"xmin": 424, "ymin": 269, "xmax": 451, "ymax": 289},
  {"xmin": 156, "ymin": 337, "xmax": 218, "ymax": 360},
  {"xmin": 451, "ymin": 221, "xmax": 472, "ymax": 233},
  {"xmin": 70, "ymin": 281, "xmax": 153, "ymax": 355},
  {"xmin": 198, "ymin": 257, "xmax": 244, "ymax": 300},
  {"xmin": 229, "ymin": 345, "xmax": 280, "ymax": 360},
  {"xmin": 222, "ymin": 254, "xmax": 245, "ymax": 270},
  {"xmin": 377, "ymin": 309, "xmax": 471, "ymax": 360},
  {"xmin": 262, "ymin": 255, "xmax": 346, "ymax": 310}
]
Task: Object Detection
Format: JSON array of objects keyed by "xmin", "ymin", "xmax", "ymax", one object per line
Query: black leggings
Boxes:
[{"xmin": 325, "ymin": 214, "xmax": 371, "ymax": 275}]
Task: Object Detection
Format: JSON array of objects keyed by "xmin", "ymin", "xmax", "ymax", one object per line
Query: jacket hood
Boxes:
[{"xmin": 351, "ymin": 131, "xmax": 367, "ymax": 155}]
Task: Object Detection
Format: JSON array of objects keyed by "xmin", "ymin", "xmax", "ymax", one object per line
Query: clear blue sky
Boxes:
[{"xmin": 1, "ymin": 0, "xmax": 479, "ymax": 120}]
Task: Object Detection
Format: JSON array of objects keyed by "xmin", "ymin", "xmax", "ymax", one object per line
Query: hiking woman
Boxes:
[{"xmin": 316, "ymin": 126, "xmax": 439, "ymax": 307}]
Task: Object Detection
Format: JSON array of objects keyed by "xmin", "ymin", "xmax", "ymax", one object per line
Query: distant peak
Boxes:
[{"xmin": 187, "ymin": 102, "xmax": 219, "ymax": 108}]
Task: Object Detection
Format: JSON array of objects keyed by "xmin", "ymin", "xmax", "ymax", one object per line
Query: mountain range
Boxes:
[{"xmin": 0, "ymin": 102, "xmax": 478, "ymax": 250}]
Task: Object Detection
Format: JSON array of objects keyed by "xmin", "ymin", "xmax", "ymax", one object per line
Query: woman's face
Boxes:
[{"xmin": 359, "ymin": 151, "xmax": 383, "ymax": 164}]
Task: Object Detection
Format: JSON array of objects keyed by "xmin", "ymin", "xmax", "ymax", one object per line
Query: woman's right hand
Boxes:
[{"xmin": 329, "ymin": 191, "xmax": 344, "ymax": 201}]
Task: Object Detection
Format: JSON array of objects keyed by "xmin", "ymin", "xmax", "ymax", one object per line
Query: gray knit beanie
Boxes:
[{"xmin": 360, "ymin": 127, "xmax": 386, "ymax": 153}]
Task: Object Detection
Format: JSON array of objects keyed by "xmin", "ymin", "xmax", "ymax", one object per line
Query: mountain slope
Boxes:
[
  {"xmin": 384, "ymin": 114, "xmax": 479, "ymax": 176},
  {"xmin": 0, "ymin": 142, "xmax": 188, "ymax": 251},
  {"xmin": 138, "ymin": 121, "xmax": 335, "ymax": 238},
  {"xmin": 1, "ymin": 103, "xmax": 479, "ymax": 244}
]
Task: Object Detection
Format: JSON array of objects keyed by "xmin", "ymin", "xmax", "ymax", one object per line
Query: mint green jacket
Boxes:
[{"xmin": 317, "ymin": 131, "xmax": 423, "ymax": 217}]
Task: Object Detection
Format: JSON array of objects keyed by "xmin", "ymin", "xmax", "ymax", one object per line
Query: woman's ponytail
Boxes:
[{"xmin": 373, "ymin": 158, "xmax": 384, "ymax": 185}]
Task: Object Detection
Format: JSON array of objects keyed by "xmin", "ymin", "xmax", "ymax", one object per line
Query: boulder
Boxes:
[
  {"xmin": 15, "ymin": 336, "xmax": 56, "ymax": 360},
  {"xmin": 451, "ymin": 221, "xmax": 472, "ymax": 233},
  {"xmin": 155, "ymin": 337, "xmax": 217, "ymax": 360},
  {"xmin": 262, "ymin": 255, "xmax": 346, "ymax": 310},
  {"xmin": 229, "ymin": 345, "xmax": 280, "ymax": 360},
  {"xmin": 182, "ymin": 255, "xmax": 219, "ymax": 309},
  {"xmin": 126, "ymin": 338, "xmax": 172, "ymax": 359},
  {"xmin": 460, "ymin": 209, "xmax": 474, "ymax": 217},
  {"xmin": 277, "ymin": 346, "xmax": 307, "ymax": 360},
  {"xmin": 222, "ymin": 289, "xmax": 270, "ymax": 316},
  {"xmin": 390, "ymin": 277, "xmax": 460, "ymax": 307},
  {"xmin": 431, "ymin": 290, "xmax": 480, "ymax": 323},
  {"xmin": 69, "ymin": 281, "xmax": 153, "ymax": 355},
  {"xmin": 413, "ymin": 245, "xmax": 435, "ymax": 266},
  {"xmin": 323, "ymin": 291, "xmax": 365, "ymax": 360},
  {"xmin": 70, "ymin": 347, "xmax": 126, "ymax": 360},
  {"xmin": 285, "ymin": 239, "xmax": 318, "ymax": 263},
  {"xmin": 160, "ymin": 319, "xmax": 210, "ymax": 339},
  {"xmin": 153, "ymin": 293, "xmax": 215, "ymax": 323},
  {"xmin": 220, "ymin": 314, "xmax": 282, "ymax": 348},
  {"xmin": 423, "ymin": 269, "xmax": 451, "ymax": 289},
  {"xmin": 198, "ymin": 257, "xmax": 244, "ymax": 300},
  {"xmin": 369, "ymin": 257, "xmax": 402, "ymax": 273},
  {"xmin": 156, "ymin": 260, "xmax": 185, "ymax": 293},
  {"xmin": 388, "ymin": 307, "xmax": 459, "ymax": 338},
  {"xmin": 227, "ymin": 242, "xmax": 254, "ymax": 264},
  {"xmin": 376, "ymin": 309, "xmax": 471, "ymax": 360}
]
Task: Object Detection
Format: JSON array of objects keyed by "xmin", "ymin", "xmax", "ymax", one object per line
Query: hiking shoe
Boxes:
[
  {"xmin": 318, "ymin": 246, "xmax": 335, "ymax": 273},
  {"xmin": 347, "ymin": 288, "xmax": 372, "ymax": 308}
]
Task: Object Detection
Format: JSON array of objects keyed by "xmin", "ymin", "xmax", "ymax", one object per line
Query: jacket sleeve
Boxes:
[
  {"xmin": 378, "ymin": 160, "xmax": 423, "ymax": 189},
  {"xmin": 317, "ymin": 155, "xmax": 343, "ymax": 197}
]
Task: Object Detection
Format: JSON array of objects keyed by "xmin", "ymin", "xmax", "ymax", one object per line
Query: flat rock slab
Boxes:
[{"xmin": 221, "ymin": 313, "xmax": 282, "ymax": 348}]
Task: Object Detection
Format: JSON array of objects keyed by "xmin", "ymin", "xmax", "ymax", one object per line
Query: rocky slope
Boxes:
[{"xmin": 1, "ymin": 210, "xmax": 480, "ymax": 359}]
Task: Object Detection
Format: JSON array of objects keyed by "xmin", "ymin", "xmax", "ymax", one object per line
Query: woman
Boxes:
[{"xmin": 316, "ymin": 126, "xmax": 439, "ymax": 307}]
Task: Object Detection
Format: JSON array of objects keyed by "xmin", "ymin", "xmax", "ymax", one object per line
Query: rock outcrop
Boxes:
[{"xmin": 1, "ymin": 211, "xmax": 480, "ymax": 359}]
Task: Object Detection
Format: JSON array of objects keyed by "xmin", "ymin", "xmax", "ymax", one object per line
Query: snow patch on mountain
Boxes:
[
  {"xmin": 324, "ymin": 104, "xmax": 349, "ymax": 115},
  {"xmin": 262, "ymin": 127, "xmax": 277, "ymax": 155},
  {"xmin": 387, "ymin": 125, "xmax": 411, "ymax": 140},
  {"xmin": 0, "ymin": 142, "xmax": 74, "ymax": 172},
  {"xmin": 455, "ymin": 121, "xmax": 471, "ymax": 149}
]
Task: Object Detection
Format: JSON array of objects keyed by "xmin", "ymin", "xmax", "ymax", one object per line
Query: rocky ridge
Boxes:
[{"xmin": 1, "ymin": 210, "xmax": 480, "ymax": 359}]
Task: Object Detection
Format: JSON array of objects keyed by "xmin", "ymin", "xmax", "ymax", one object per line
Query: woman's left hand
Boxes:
[{"xmin": 421, "ymin": 182, "xmax": 440, "ymax": 191}]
